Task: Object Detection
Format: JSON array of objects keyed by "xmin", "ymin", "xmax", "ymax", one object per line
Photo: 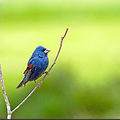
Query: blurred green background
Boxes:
[{"xmin": 0, "ymin": 0, "xmax": 120, "ymax": 119}]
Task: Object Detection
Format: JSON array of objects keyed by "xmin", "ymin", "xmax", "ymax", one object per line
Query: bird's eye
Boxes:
[{"xmin": 41, "ymin": 49, "xmax": 46, "ymax": 52}]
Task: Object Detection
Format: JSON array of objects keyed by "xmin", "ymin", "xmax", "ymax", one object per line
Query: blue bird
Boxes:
[{"xmin": 17, "ymin": 46, "xmax": 50, "ymax": 88}]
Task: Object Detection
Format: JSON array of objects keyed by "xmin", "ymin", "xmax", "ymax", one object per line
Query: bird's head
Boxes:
[{"xmin": 36, "ymin": 46, "xmax": 50, "ymax": 55}]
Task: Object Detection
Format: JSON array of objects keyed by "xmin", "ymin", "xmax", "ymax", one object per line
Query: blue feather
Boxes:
[{"xmin": 16, "ymin": 46, "xmax": 50, "ymax": 88}]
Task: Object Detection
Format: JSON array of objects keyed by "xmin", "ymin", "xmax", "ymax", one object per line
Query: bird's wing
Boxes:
[
  {"xmin": 23, "ymin": 64, "xmax": 35, "ymax": 74},
  {"xmin": 25, "ymin": 56, "xmax": 41, "ymax": 74},
  {"xmin": 27, "ymin": 56, "xmax": 38, "ymax": 66},
  {"xmin": 23, "ymin": 63, "xmax": 35, "ymax": 84},
  {"xmin": 17, "ymin": 64, "xmax": 35, "ymax": 88}
]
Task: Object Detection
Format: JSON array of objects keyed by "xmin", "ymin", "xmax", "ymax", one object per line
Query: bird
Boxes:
[{"xmin": 16, "ymin": 46, "xmax": 50, "ymax": 88}]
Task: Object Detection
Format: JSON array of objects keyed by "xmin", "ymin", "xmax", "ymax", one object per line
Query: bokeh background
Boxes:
[{"xmin": 0, "ymin": 0, "xmax": 120, "ymax": 119}]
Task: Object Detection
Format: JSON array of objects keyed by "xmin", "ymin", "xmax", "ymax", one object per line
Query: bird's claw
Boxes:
[
  {"xmin": 36, "ymin": 84, "xmax": 40, "ymax": 88},
  {"xmin": 45, "ymin": 71, "xmax": 50, "ymax": 75}
]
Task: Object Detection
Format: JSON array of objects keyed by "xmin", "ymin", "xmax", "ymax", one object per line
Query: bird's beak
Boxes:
[{"xmin": 44, "ymin": 49, "xmax": 51, "ymax": 54}]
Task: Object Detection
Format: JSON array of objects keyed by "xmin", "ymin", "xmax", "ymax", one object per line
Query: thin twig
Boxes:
[
  {"xmin": 0, "ymin": 65, "xmax": 12, "ymax": 119},
  {"xmin": 11, "ymin": 28, "xmax": 68, "ymax": 113}
]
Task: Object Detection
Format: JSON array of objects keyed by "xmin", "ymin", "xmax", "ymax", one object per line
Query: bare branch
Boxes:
[
  {"xmin": 11, "ymin": 28, "xmax": 68, "ymax": 113},
  {"xmin": 0, "ymin": 64, "xmax": 12, "ymax": 119},
  {"xmin": 47, "ymin": 28, "xmax": 68, "ymax": 72}
]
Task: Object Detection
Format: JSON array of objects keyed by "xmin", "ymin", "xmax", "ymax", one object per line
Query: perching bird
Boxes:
[{"xmin": 16, "ymin": 46, "xmax": 50, "ymax": 88}]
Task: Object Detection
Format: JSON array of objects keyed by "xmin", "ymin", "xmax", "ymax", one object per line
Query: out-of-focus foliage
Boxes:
[{"xmin": 0, "ymin": 0, "xmax": 120, "ymax": 119}]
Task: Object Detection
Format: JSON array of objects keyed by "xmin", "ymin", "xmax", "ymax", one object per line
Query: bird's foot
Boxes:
[
  {"xmin": 36, "ymin": 84, "xmax": 40, "ymax": 88},
  {"xmin": 45, "ymin": 71, "xmax": 50, "ymax": 75}
]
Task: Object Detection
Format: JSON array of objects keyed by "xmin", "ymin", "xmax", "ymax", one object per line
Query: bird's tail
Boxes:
[
  {"xmin": 16, "ymin": 78, "xmax": 25, "ymax": 89},
  {"xmin": 17, "ymin": 70, "xmax": 32, "ymax": 88}
]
